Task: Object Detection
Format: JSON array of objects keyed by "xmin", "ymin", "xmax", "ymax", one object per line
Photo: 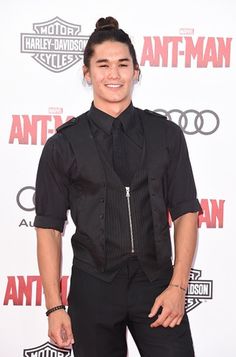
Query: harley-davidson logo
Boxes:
[
  {"xmin": 23, "ymin": 341, "xmax": 71, "ymax": 357},
  {"xmin": 186, "ymin": 268, "xmax": 213, "ymax": 312},
  {"xmin": 21, "ymin": 17, "xmax": 89, "ymax": 72}
]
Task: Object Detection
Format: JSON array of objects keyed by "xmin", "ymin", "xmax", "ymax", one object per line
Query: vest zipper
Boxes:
[{"xmin": 125, "ymin": 186, "xmax": 135, "ymax": 253}]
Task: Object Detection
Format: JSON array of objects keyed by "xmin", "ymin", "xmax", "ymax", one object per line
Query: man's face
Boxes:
[{"xmin": 84, "ymin": 40, "xmax": 139, "ymax": 113}]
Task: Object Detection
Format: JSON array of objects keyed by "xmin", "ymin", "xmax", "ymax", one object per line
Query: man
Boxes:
[{"xmin": 34, "ymin": 16, "xmax": 201, "ymax": 357}]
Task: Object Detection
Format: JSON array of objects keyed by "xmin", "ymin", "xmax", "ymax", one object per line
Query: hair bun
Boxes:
[{"xmin": 95, "ymin": 17, "xmax": 119, "ymax": 31}]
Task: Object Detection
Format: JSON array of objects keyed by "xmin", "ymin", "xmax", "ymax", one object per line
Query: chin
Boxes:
[{"xmin": 108, "ymin": 94, "xmax": 129, "ymax": 102}]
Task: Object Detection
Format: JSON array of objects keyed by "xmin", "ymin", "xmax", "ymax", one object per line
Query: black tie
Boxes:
[{"xmin": 111, "ymin": 119, "xmax": 129, "ymax": 186}]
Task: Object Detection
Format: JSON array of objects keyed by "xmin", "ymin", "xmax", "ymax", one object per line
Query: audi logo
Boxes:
[
  {"xmin": 154, "ymin": 109, "xmax": 220, "ymax": 135},
  {"xmin": 16, "ymin": 186, "xmax": 35, "ymax": 211}
]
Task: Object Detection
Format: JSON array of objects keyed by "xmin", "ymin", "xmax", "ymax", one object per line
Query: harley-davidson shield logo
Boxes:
[
  {"xmin": 186, "ymin": 268, "xmax": 213, "ymax": 312},
  {"xmin": 23, "ymin": 341, "xmax": 71, "ymax": 356},
  {"xmin": 21, "ymin": 17, "xmax": 89, "ymax": 72}
]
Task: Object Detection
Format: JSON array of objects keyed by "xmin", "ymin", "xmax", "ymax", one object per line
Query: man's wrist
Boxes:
[
  {"xmin": 169, "ymin": 283, "xmax": 187, "ymax": 292},
  {"xmin": 46, "ymin": 304, "xmax": 66, "ymax": 317},
  {"xmin": 171, "ymin": 264, "xmax": 191, "ymax": 290},
  {"xmin": 45, "ymin": 297, "xmax": 63, "ymax": 311}
]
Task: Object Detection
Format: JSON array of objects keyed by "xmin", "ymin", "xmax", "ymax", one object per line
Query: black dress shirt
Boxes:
[
  {"xmin": 88, "ymin": 102, "xmax": 143, "ymax": 186},
  {"xmin": 34, "ymin": 103, "xmax": 201, "ymax": 281}
]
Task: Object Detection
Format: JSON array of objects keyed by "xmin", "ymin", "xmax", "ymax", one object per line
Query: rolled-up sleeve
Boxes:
[
  {"xmin": 166, "ymin": 123, "xmax": 202, "ymax": 221},
  {"xmin": 34, "ymin": 134, "xmax": 71, "ymax": 232}
]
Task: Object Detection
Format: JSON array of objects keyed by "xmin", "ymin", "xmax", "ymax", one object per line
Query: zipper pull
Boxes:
[{"xmin": 125, "ymin": 186, "xmax": 130, "ymax": 197}]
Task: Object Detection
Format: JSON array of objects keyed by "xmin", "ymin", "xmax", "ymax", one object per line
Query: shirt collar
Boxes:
[
  {"xmin": 88, "ymin": 102, "xmax": 134, "ymax": 134},
  {"xmin": 88, "ymin": 102, "xmax": 143, "ymax": 148}
]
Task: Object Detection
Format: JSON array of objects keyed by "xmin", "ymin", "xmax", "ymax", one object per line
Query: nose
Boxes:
[{"xmin": 107, "ymin": 65, "xmax": 120, "ymax": 79}]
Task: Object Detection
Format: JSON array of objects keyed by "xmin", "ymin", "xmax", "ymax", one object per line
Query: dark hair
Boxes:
[{"xmin": 83, "ymin": 16, "xmax": 139, "ymax": 72}]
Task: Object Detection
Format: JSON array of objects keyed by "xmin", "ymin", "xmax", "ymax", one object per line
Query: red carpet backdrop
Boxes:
[{"xmin": 0, "ymin": 0, "xmax": 235, "ymax": 356}]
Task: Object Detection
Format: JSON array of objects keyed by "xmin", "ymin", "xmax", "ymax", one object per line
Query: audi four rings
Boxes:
[
  {"xmin": 16, "ymin": 186, "xmax": 35, "ymax": 211},
  {"xmin": 154, "ymin": 109, "xmax": 220, "ymax": 135}
]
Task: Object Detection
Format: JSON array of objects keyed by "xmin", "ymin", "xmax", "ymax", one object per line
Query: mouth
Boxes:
[{"xmin": 105, "ymin": 84, "xmax": 123, "ymax": 88}]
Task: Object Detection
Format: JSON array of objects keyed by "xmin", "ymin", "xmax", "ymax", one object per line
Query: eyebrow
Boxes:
[{"xmin": 95, "ymin": 58, "xmax": 131, "ymax": 64}]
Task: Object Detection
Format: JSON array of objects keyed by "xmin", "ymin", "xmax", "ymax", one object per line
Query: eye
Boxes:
[
  {"xmin": 99, "ymin": 64, "xmax": 109, "ymax": 68},
  {"xmin": 119, "ymin": 64, "xmax": 128, "ymax": 67}
]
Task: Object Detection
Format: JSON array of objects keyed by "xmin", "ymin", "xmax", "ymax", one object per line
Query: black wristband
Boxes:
[{"xmin": 46, "ymin": 304, "xmax": 66, "ymax": 316}]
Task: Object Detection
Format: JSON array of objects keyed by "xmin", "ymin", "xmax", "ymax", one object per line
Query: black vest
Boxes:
[
  {"xmin": 96, "ymin": 130, "xmax": 160, "ymax": 277},
  {"xmin": 57, "ymin": 108, "xmax": 171, "ymax": 273}
]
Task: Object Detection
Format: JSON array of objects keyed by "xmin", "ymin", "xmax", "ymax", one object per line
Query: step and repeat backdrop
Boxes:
[{"xmin": 0, "ymin": 0, "xmax": 235, "ymax": 356}]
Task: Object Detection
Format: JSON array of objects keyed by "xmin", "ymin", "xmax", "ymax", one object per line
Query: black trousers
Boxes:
[{"xmin": 68, "ymin": 257, "xmax": 194, "ymax": 357}]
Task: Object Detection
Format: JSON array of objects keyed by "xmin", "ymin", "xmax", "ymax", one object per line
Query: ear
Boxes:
[
  {"xmin": 83, "ymin": 65, "xmax": 92, "ymax": 84},
  {"xmin": 133, "ymin": 65, "xmax": 140, "ymax": 82}
]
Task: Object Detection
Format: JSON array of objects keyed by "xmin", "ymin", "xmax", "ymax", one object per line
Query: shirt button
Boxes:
[
  {"xmin": 100, "ymin": 198, "xmax": 104, "ymax": 203},
  {"xmin": 100, "ymin": 214, "xmax": 104, "ymax": 219}
]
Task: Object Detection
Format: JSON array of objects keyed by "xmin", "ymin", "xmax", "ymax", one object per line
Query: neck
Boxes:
[{"xmin": 93, "ymin": 100, "xmax": 131, "ymax": 118}]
